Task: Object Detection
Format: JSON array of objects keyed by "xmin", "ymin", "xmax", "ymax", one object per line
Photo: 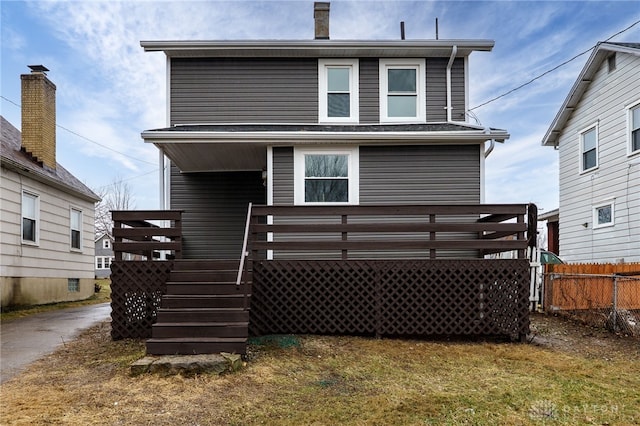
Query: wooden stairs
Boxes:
[{"xmin": 146, "ymin": 260, "xmax": 251, "ymax": 355}]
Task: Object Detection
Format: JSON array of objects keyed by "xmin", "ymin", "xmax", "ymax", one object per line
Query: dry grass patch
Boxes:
[{"xmin": 1, "ymin": 316, "xmax": 639, "ymax": 425}]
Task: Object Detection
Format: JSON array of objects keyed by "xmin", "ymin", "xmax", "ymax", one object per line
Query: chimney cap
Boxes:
[{"xmin": 28, "ymin": 65, "xmax": 49, "ymax": 74}]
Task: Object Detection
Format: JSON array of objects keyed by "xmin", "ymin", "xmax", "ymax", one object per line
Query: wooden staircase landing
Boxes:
[{"xmin": 146, "ymin": 260, "xmax": 251, "ymax": 355}]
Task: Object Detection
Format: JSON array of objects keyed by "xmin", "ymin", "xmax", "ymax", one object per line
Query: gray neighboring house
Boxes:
[
  {"xmin": 542, "ymin": 42, "xmax": 640, "ymax": 263},
  {"xmin": 94, "ymin": 233, "xmax": 114, "ymax": 278},
  {"xmin": 1, "ymin": 66, "xmax": 101, "ymax": 307},
  {"xmin": 140, "ymin": 3, "xmax": 511, "ymax": 260}
]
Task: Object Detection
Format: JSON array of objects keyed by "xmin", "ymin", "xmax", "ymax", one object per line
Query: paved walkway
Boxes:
[{"xmin": 0, "ymin": 303, "xmax": 111, "ymax": 384}]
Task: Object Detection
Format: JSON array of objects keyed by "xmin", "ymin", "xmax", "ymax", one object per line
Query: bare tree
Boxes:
[{"xmin": 94, "ymin": 178, "xmax": 136, "ymax": 238}]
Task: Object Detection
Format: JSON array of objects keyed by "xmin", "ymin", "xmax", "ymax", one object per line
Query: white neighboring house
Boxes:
[
  {"xmin": 0, "ymin": 66, "xmax": 101, "ymax": 307},
  {"xmin": 542, "ymin": 42, "xmax": 640, "ymax": 263}
]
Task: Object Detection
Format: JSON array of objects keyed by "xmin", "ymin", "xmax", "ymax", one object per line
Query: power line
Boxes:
[
  {"xmin": 470, "ymin": 19, "xmax": 640, "ymax": 111},
  {"xmin": 1, "ymin": 95, "xmax": 157, "ymax": 166},
  {"xmin": 92, "ymin": 168, "xmax": 159, "ymax": 192}
]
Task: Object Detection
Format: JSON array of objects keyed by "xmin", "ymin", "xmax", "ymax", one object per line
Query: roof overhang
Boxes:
[
  {"xmin": 542, "ymin": 42, "xmax": 640, "ymax": 147},
  {"xmin": 140, "ymin": 39, "xmax": 494, "ymax": 58},
  {"xmin": 142, "ymin": 124, "xmax": 509, "ymax": 172}
]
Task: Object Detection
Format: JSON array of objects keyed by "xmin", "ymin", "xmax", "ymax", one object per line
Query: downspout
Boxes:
[{"xmin": 446, "ymin": 45, "xmax": 458, "ymax": 122}]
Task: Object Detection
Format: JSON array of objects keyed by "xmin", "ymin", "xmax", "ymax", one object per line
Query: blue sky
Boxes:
[{"xmin": 2, "ymin": 0, "xmax": 639, "ymax": 215}]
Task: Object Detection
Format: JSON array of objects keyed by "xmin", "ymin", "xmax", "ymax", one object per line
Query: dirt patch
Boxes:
[{"xmin": 529, "ymin": 312, "xmax": 639, "ymax": 360}]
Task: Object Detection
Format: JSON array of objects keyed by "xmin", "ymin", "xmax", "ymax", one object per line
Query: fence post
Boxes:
[{"xmin": 612, "ymin": 274, "xmax": 618, "ymax": 332}]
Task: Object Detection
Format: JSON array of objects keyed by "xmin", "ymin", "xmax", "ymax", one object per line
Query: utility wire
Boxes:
[
  {"xmin": 1, "ymin": 95, "xmax": 156, "ymax": 166},
  {"xmin": 92, "ymin": 168, "xmax": 159, "ymax": 192},
  {"xmin": 470, "ymin": 19, "xmax": 640, "ymax": 111}
]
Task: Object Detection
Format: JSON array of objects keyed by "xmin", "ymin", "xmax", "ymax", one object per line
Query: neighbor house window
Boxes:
[
  {"xmin": 629, "ymin": 101, "xmax": 640, "ymax": 155},
  {"xmin": 70, "ymin": 208, "xmax": 82, "ymax": 250},
  {"xmin": 21, "ymin": 191, "xmax": 39, "ymax": 244},
  {"xmin": 607, "ymin": 53, "xmax": 616, "ymax": 73},
  {"xmin": 103, "ymin": 239, "xmax": 111, "ymax": 249},
  {"xmin": 580, "ymin": 125, "xmax": 598, "ymax": 172},
  {"xmin": 294, "ymin": 147, "xmax": 359, "ymax": 205},
  {"xmin": 593, "ymin": 201, "xmax": 614, "ymax": 228},
  {"xmin": 318, "ymin": 59, "xmax": 359, "ymax": 123},
  {"xmin": 95, "ymin": 256, "xmax": 113, "ymax": 269},
  {"xmin": 379, "ymin": 59, "xmax": 426, "ymax": 123},
  {"xmin": 68, "ymin": 278, "xmax": 80, "ymax": 292}
]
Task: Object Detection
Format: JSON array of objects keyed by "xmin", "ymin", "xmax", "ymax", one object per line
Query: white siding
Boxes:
[
  {"xmin": 0, "ymin": 166, "xmax": 96, "ymax": 279},
  {"xmin": 557, "ymin": 52, "xmax": 640, "ymax": 262}
]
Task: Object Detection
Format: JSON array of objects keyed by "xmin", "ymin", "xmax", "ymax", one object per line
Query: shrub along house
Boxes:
[{"xmin": 111, "ymin": 2, "xmax": 537, "ymax": 355}]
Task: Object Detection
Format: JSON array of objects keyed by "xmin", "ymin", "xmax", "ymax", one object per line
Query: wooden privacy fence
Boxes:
[{"xmin": 544, "ymin": 263, "xmax": 640, "ymax": 336}]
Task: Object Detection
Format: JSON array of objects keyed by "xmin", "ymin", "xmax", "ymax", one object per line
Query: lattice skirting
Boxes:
[
  {"xmin": 110, "ymin": 261, "xmax": 173, "ymax": 339},
  {"xmin": 250, "ymin": 259, "xmax": 530, "ymax": 339}
]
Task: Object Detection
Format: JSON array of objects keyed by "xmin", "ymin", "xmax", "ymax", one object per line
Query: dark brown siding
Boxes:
[
  {"xmin": 170, "ymin": 166, "xmax": 266, "ymax": 258},
  {"xmin": 170, "ymin": 58, "xmax": 318, "ymax": 124}
]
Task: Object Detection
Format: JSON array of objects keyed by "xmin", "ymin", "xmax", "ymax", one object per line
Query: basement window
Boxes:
[{"xmin": 68, "ymin": 278, "xmax": 80, "ymax": 292}]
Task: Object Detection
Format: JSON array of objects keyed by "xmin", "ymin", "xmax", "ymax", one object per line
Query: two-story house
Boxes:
[
  {"xmin": 1, "ymin": 66, "xmax": 101, "ymax": 307},
  {"xmin": 117, "ymin": 2, "xmax": 536, "ymax": 355},
  {"xmin": 95, "ymin": 233, "xmax": 114, "ymax": 278},
  {"xmin": 542, "ymin": 42, "xmax": 640, "ymax": 263}
]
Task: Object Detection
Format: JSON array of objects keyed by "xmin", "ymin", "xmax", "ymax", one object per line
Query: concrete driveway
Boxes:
[{"xmin": 0, "ymin": 303, "xmax": 111, "ymax": 384}]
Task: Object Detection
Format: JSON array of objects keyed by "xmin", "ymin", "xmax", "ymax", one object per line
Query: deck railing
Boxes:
[
  {"xmin": 248, "ymin": 204, "xmax": 537, "ymax": 260},
  {"xmin": 111, "ymin": 210, "xmax": 183, "ymax": 260}
]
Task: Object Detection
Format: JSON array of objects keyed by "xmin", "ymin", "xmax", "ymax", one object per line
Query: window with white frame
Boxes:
[
  {"xmin": 294, "ymin": 147, "xmax": 359, "ymax": 205},
  {"xmin": 379, "ymin": 59, "xmax": 426, "ymax": 123},
  {"xmin": 580, "ymin": 125, "xmax": 598, "ymax": 172},
  {"xmin": 21, "ymin": 191, "xmax": 39, "ymax": 244},
  {"xmin": 70, "ymin": 208, "xmax": 82, "ymax": 250},
  {"xmin": 593, "ymin": 201, "xmax": 614, "ymax": 228},
  {"xmin": 103, "ymin": 238, "xmax": 111, "ymax": 249},
  {"xmin": 318, "ymin": 59, "xmax": 359, "ymax": 123},
  {"xmin": 629, "ymin": 101, "xmax": 640, "ymax": 155},
  {"xmin": 96, "ymin": 256, "xmax": 114, "ymax": 269}
]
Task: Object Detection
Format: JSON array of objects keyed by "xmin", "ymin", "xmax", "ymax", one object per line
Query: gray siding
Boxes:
[
  {"xmin": 360, "ymin": 145, "xmax": 479, "ymax": 203},
  {"xmin": 170, "ymin": 166, "xmax": 266, "ymax": 259},
  {"xmin": 170, "ymin": 58, "xmax": 318, "ymax": 124},
  {"xmin": 272, "ymin": 147, "xmax": 294, "ymax": 205},
  {"xmin": 426, "ymin": 58, "xmax": 466, "ymax": 122},
  {"xmin": 359, "ymin": 59, "xmax": 379, "ymax": 124}
]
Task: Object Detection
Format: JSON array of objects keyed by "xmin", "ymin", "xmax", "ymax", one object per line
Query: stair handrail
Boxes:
[{"xmin": 236, "ymin": 202, "xmax": 253, "ymax": 310}]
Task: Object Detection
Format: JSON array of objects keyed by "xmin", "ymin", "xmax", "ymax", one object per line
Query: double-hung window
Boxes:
[
  {"xmin": 21, "ymin": 191, "xmax": 39, "ymax": 244},
  {"xmin": 103, "ymin": 238, "xmax": 111, "ymax": 249},
  {"xmin": 593, "ymin": 201, "xmax": 614, "ymax": 228},
  {"xmin": 580, "ymin": 125, "xmax": 598, "ymax": 172},
  {"xmin": 70, "ymin": 208, "xmax": 82, "ymax": 251},
  {"xmin": 294, "ymin": 147, "xmax": 359, "ymax": 205},
  {"xmin": 318, "ymin": 59, "xmax": 359, "ymax": 123},
  {"xmin": 629, "ymin": 101, "xmax": 640, "ymax": 155},
  {"xmin": 379, "ymin": 59, "xmax": 426, "ymax": 123}
]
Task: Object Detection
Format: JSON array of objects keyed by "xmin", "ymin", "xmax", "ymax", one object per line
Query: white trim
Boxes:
[
  {"xmin": 318, "ymin": 59, "xmax": 359, "ymax": 123},
  {"xmin": 70, "ymin": 207, "xmax": 83, "ymax": 252},
  {"xmin": 293, "ymin": 146, "xmax": 359, "ymax": 205},
  {"xmin": 627, "ymin": 99, "xmax": 640, "ymax": 157},
  {"xmin": 21, "ymin": 190, "xmax": 39, "ymax": 246},
  {"xmin": 579, "ymin": 123, "xmax": 599, "ymax": 174},
  {"xmin": 379, "ymin": 58, "xmax": 426, "ymax": 123},
  {"xmin": 479, "ymin": 144, "xmax": 485, "ymax": 203},
  {"xmin": 592, "ymin": 200, "xmax": 615, "ymax": 229}
]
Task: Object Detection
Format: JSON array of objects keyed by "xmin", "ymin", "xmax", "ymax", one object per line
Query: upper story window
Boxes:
[
  {"xmin": 70, "ymin": 208, "xmax": 82, "ymax": 251},
  {"xmin": 318, "ymin": 59, "xmax": 359, "ymax": 123},
  {"xmin": 103, "ymin": 238, "xmax": 111, "ymax": 249},
  {"xmin": 580, "ymin": 124, "xmax": 598, "ymax": 172},
  {"xmin": 628, "ymin": 101, "xmax": 640, "ymax": 155},
  {"xmin": 21, "ymin": 191, "xmax": 39, "ymax": 245},
  {"xmin": 379, "ymin": 59, "xmax": 426, "ymax": 123},
  {"xmin": 294, "ymin": 147, "xmax": 359, "ymax": 205}
]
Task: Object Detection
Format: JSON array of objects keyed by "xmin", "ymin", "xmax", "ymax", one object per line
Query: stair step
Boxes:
[
  {"xmin": 156, "ymin": 308, "xmax": 250, "ymax": 323},
  {"xmin": 161, "ymin": 294, "xmax": 250, "ymax": 309},
  {"xmin": 169, "ymin": 270, "xmax": 249, "ymax": 282},
  {"xmin": 172, "ymin": 260, "xmax": 246, "ymax": 271},
  {"xmin": 166, "ymin": 283, "xmax": 251, "ymax": 295},
  {"xmin": 152, "ymin": 322, "xmax": 249, "ymax": 338},
  {"xmin": 146, "ymin": 337, "xmax": 247, "ymax": 355}
]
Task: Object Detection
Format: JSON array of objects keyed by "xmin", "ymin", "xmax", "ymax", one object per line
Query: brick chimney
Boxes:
[
  {"xmin": 314, "ymin": 2, "xmax": 330, "ymax": 40},
  {"xmin": 21, "ymin": 65, "xmax": 56, "ymax": 170}
]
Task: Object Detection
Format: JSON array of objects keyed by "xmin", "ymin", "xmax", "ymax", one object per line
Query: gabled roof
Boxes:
[
  {"xmin": 1, "ymin": 116, "xmax": 101, "ymax": 202},
  {"xmin": 542, "ymin": 42, "xmax": 640, "ymax": 147}
]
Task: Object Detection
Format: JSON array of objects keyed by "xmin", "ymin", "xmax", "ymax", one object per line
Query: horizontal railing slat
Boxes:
[
  {"xmin": 251, "ymin": 222, "xmax": 526, "ymax": 234},
  {"xmin": 251, "ymin": 204, "xmax": 528, "ymax": 217},
  {"xmin": 113, "ymin": 241, "xmax": 182, "ymax": 252},
  {"xmin": 252, "ymin": 240, "xmax": 528, "ymax": 251}
]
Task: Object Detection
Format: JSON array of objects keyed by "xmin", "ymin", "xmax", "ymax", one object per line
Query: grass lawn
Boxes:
[
  {"xmin": 1, "ymin": 314, "xmax": 638, "ymax": 425},
  {"xmin": 0, "ymin": 279, "xmax": 111, "ymax": 322}
]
